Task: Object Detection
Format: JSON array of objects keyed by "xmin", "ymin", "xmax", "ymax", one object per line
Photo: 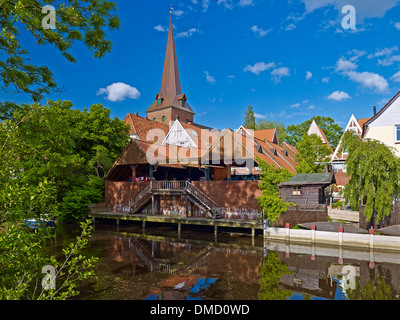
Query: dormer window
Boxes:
[
  {"xmin": 157, "ymin": 98, "xmax": 162, "ymax": 105},
  {"xmin": 181, "ymin": 100, "xmax": 185, "ymax": 108}
]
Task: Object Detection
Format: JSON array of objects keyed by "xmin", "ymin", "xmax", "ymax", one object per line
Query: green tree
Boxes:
[
  {"xmin": 258, "ymin": 252, "xmax": 292, "ymax": 300},
  {"xmin": 286, "ymin": 116, "xmax": 343, "ymax": 148},
  {"xmin": 0, "ymin": 0, "xmax": 120, "ymax": 101},
  {"xmin": 256, "ymin": 119, "xmax": 287, "ymax": 143},
  {"xmin": 295, "ymin": 133, "xmax": 331, "ymax": 173},
  {"xmin": 243, "ymin": 106, "xmax": 256, "ymax": 130},
  {"xmin": 257, "ymin": 159, "xmax": 294, "ymax": 224},
  {"xmin": 0, "ymin": 100, "xmax": 129, "ymax": 221},
  {"xmin": 341, "ymin": 131, "xmax": 400, "ymax": 224}
]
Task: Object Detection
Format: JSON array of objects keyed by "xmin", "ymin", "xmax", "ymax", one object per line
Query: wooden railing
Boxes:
[
  {"xmin": 186, "ymin": 182, "xmax": 218, "ymax": 214},
  {"xmin": 128, "ymin": 183, "xmax": 151, "ymax": 213},
  {"xmin": 128, "ymin": 181, "xmax": 221, "ymax": 217},
  {"xmin": 151, "ymin": 181, "xmax": 186, "ymax": 191}
]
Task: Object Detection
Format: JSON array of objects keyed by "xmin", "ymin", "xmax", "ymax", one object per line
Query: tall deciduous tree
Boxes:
[
  {"xmin": 243, "ymin": 106, "xmax": 256, "ymax": 130},
  {"xmin": 286, "ymin": 116, "xmax": 343, "ymax": 148},
  {"xmin": 257, "ymin": 159, "xmax": 294, "ymax": 224},
  {"xmin": 0, "ymin": 0, "xmax": 120, "ymax": 101},
  {"xmin": 295, "ymin": 133, "xmax": 331, "ymax": 173},
  {"xmin": 342, "ymin": 131, "xmax": 400, "ymax": 224}
]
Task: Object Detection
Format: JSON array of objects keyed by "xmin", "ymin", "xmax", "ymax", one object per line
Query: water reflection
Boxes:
[{"xmin": 54, "ymin": 223, "xmax": 400, "ymax": 300}]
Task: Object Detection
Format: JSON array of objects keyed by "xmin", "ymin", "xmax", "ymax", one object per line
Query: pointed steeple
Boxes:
[
  {"xmin": 146, "ymin": 15, "xmax": 195, "ymax": 124},
  {"xmin": 160, "ymin": 19, "xmax": 182, "ymax": 96}
]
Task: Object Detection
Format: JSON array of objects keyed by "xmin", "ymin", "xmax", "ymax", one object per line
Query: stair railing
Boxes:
[{"xmin": 185, "ymin": 182, "xmax": 219, "ymax": 217}]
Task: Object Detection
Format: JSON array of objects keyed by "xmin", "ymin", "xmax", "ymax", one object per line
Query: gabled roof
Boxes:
[
  {"xmin": 362, "ymin": 90, "xmax": 400, "ymax": 138},
  {"xmin": 236, "ymin": 126, "xmax": 279, "ymax": 145},
  {"xmin": 307, "ymin": 119, "xmax": 332, "ymax": 150},
  {"xmin": 279, "ymin": 173, "xmax": 334, "ymax": 186},
  {"xmin": 123, "ymin": 113, "xmax": 169, "ymax": 141}
]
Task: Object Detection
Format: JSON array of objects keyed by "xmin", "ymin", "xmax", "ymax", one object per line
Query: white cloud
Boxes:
[
  {"xmin": 306, "ymin": 71, "xmax": 312, "ymax": 80},
  {"xmin": 289, "ymin": 103, "xmax": 301, "ymax": 108},
  {"xmin": 176, "ymin": 28, "xmax": 199, "ymax": 38},
  {"xmin": 390, "ymin": 70, "xmax": 400, "ymax": 82},
  {"xmin": 322, "ymin": 77, "xmax": 330, "ymax": 83},
  {"xmin": 368, "ymin": 46, "xmax": 400, "ymax": 66},
  {"xmin": 154, "ymin": 25, "xmax": 167, "ymax": 32},
  {"xmin": 251, "ymin": 25, "xmax": 272, "ymax": 37},
  {"xmin": 327, "ymin": 90, "xmax": 351, "ymax": 101},
  {"xmin": 244, "ymin": 62, "xmax": 275, "ymax": 75},
  {"xmin": 254, "ymin": 113, "xmax": 266, "ymax": 119},
  {"xmin": 395, "ymin": 22, "xmax": 400, "ymax": 30},
  {"xmin": 204, "ymin": 71, "xmax": 216, "ymax": 84},
  {"xmin": 301, "ymin": 0, "xmax": 399, "ymax": 22},
  {"xmin": 307, "ymin": 105, "xmax": 316, "ymax": 109},
  {"xmin": 345, "ymin": 71, "xmax": 389, "ymax": 93},
  {"xmin": 217, "ymin": 0, "xmax": 254, "ymax": 9},
  {"xmin": 271, "ymin": 67, "xmax": 290, "ymax": 83},
  {"xmin": 335, "ymin": 58, "xmax": 358, "ymax": 72},
  {"xmin": 97, "ymin": 82, "xmax": 141, "ymax": 102},
  {"xmin": 285, "ymin": 23, "xmax": 297, "ymax": 31},
  {"xmin": 173, "ymin": 9, "xmax": 185, "ymax": 17}
]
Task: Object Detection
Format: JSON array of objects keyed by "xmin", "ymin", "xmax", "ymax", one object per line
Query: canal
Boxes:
[{"xmin": 51, "ymin": 221, "xmax": 400, "ymax": 300}]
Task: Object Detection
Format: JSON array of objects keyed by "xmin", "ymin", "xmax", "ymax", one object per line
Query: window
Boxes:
[
  {"xmin": 157, "ymin": 98, "xmax": 162, "ymax": 105},
  {"xmin": 395, "ymin": 125, "xmax": 400, "ymax": 143},
  {"xmin": 181, "ymin": 100, "xmax": 185, "ymax": 108},
  {"xmin": 186, "ymin": 119, "xmax": 189, "ymax": 124},
  {"xmin": 153, "ymin": 118, "xmax": 156, "ymax": 122},
  {"xmin": 177, "ymin": 115, "xmax": 180, "ymax": 121},
  {"xmin": 162, "ymin": 116, "xmax": 166, "ymax": 122},
  {"xmin": 292, "ymin": 186, "xmax": 302, "ymax": 196}
]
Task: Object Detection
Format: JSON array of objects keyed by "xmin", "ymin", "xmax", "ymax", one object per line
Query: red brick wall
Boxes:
[
  {"xmin": 104, "ymin": 180, "xmax": 262, "ymax": 218},
  {"xmin": 105, "ymin": 181, "xmax": 150, "ymax": 212}
]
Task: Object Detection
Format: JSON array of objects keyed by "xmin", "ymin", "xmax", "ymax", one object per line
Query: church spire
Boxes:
[{"xmin": 160, "ymin": 18, "xmax": 182, "ymax": 96}]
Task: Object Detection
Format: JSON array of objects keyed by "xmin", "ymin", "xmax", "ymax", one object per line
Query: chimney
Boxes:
[
  {"xmin": 135, "ymin": 112, "xmax": 138, "ymax": 116},
  {"xmin": 373, "ymin": 106, "xmax": 376, "ymax": 116}
]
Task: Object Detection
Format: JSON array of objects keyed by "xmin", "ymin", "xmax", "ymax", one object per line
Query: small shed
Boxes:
[{"xmin": 278, "ymin": 173, "xmax": 335, "ymax": 205}]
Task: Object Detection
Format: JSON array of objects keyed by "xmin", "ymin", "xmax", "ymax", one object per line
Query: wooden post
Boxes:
[
  {"xmin": 142, "ymin": 220, "xmax": 146, "ymax": 233},
  {"xmin": 252, "ymin": 228, "xmax": 255, "ymax": 246},
  {"xmin": 214, "ymin": 225, "xmax": 218, "ymax": 242},
  {"xmin": 152, "ymin": 195, "xmax": 155, "ymax": 215},
  {"xmin": 116, "ymin": 218, "xmax": 120, "ymax": 232},
  {"xmin": 226, "ymin": 165, "xmax": 232, "ymax": 181},
  {"xmin": 185, "ymin": 195, "xmax": 189, "ymax": 218},
  {"xmin": 130, "ymin": 165, "xmax": 138, "ymax": 181},
  {"xmin": 178, "ymin": 223, "xmax": 181, "ymax": 238}
]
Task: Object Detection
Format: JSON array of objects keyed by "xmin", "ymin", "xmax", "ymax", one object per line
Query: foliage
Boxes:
[
  {"xmin": 295, "ymin": 133, "xmax": 331, "ymax": 173},
  {"xmin": 0, "ymin": 100, "xmax": 129, "ymax": 221},
  {"xmin": 341, "ymin": 131, "xmax": 400, "ymax": 223},
  {"xmin": 286, "ymin": 116, "xmax": 343, "ymax": 148},
  {"xmin": 0, "ymin": 219, "xmax": 98, "ymax": 300},
  {"xmin": 257, "ymin": 159, "xmax": 294, "ymax": 223},
  {"xmin": 258, "ymin": 252, "xmax": 292, "ymax": 300},
  {"xmin": 243, "ymin": 106, "xmax": 256, "ymax": 130},
  {"xmin": 0, "ymin": 0, "xmax": 120, "ymax": 101},
  {"xmin": 346, "ymin": 275, "xmax": 398, "ymax": 300}
]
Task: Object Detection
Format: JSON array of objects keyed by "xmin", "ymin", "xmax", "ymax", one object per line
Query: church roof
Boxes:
[{"xmin": 146, "ymin": 19, "xmax": 195, "ymax": 115}]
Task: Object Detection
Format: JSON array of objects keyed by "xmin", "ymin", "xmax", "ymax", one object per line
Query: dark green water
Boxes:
[{"xmin": 50, "ymin": 221, "xmax": 400, "ymax": 300}]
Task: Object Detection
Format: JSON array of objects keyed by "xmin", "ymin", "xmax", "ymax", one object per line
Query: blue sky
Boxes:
[{"xmin": 5, "ymin": 0, "xmax": 400, "ymax": 130}]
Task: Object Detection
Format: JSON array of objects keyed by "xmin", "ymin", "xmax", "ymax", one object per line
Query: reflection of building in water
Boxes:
[{"xmin": 276, "ymin": 252, "xmax": 339, "ymax": 299}]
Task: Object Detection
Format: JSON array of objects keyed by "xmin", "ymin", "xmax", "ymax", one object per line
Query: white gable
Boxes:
[
  {"xmin": 162, "ymin": 120, "xmax": 197, "ymax": 148},
  {"xmin": 308, "ymin": 120, "xmax": 328, "ymax": 145},
  {"xmin": 368, "ymin": 93, "xmax": 400, "ymax": 127}
]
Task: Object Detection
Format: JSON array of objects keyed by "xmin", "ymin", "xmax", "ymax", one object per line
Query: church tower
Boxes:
[{"xmin": 146, "ymin": 18, "xmax": 195, "ymax": 124}]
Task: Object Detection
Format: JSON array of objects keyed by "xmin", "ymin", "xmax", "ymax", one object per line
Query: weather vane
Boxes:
[{"xmin": 170, "ymin": 4, "xmax": 173, "ymax": 15}]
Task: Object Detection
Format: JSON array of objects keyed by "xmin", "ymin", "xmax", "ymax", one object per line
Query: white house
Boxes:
[{"xmin": 362, "ymin": 90, "xmax": 400, "ymax": 157}]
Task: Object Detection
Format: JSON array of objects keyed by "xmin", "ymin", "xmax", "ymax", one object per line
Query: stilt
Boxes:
[
  {"xmin": 252, "ymin": 228, "xmax": 255, "ymax": 246},
  {"xmin": 116, "ymin": 218, "xmax": 120, "ymax": 232},
  {"xmin": 142, "ymin": 220, "xmax": 146, "ymax": 234},
  {"xmin": 214, "ymin": 225, "xmax": 218, "ymax": 242},
  {"xmin": 178, "ymin": 222, "xmax": 181, "ymax": 238}
]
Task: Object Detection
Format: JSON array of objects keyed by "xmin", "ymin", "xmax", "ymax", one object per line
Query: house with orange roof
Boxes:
[{"xmin": 104, "ymin": 16, "xmax": 299, "ymax": 219}]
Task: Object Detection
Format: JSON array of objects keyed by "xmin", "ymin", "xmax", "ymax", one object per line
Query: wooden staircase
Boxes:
[{"xmin": 128, "ymin": 181, "xmax": 224, "ymax": 219}]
